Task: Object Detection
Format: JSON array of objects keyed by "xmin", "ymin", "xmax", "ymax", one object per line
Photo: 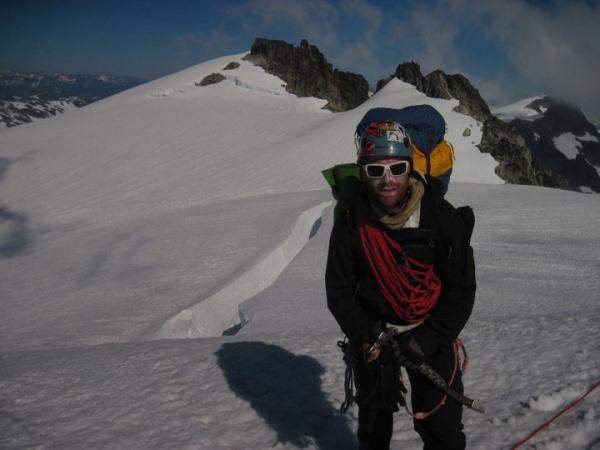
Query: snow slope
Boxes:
[
  {"xmin": 0, "ymin": 51, "xmax": 500, "ymax": 350},
  {"xmin": 0, "ymin": 53, "xmax": 500, "ymax": 228},
  {"xmin": 553, "ymin": 132, "xmax": 599, "ymax": 160},
  {"xmin": 1, "ymin": 53, "xmax": 598, "ymax": 449}
]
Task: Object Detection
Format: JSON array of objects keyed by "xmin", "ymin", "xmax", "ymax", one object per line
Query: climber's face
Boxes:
[{"xmin": 362, "ymin": 158, "xmax": 411, "ymax": 214}]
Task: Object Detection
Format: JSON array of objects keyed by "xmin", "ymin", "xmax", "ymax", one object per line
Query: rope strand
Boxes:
[
  {"xmin": 357, "ymin": 206, "xmax": 441, "ymax": 323},
  {"xmin": 510, "ymin": 379, "xmax": 600, "ymax": 449},
  {"xmin": 401, "ymin": 338, "xmax": 467, "ymax": 420}
]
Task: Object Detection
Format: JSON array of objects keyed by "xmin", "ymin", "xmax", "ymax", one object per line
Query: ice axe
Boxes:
[{"xmin": 369, "ymin": 328, "xmax": 485, "ymax": 414}]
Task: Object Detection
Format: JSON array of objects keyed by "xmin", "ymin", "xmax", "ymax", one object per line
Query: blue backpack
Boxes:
[{"xmin": 355, "ymin": 105, "xmax": 453, "ymax": 193}]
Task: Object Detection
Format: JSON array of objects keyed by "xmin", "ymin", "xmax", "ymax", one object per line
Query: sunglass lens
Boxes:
[
  {"xmin": 389, "ymin": 162, "xmax": 408, "ymax": 176},
  {"xmin": 366, "ymin": 165, "xmax": 385, "ymax": 177}
]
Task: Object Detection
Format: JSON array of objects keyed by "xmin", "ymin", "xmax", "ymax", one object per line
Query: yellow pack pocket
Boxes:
[{"xmin": 412, "ymin": 140, "xmax": 454, "ymax": 177}]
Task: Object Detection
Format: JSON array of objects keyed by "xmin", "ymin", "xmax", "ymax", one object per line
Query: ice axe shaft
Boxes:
[{"xmin": 370, "ymin": 329, "xmax": 485, "ymax": 414}]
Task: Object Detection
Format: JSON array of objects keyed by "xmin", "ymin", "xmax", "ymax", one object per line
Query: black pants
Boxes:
[{"xmin": 354, "ymin": 343, "xmax": 465, "ymax": 450}]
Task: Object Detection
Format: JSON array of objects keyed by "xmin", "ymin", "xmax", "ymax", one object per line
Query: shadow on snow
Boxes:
[
  {"xmin": 0, "ymin": 206, "xmax": 30, "ymax": 258},
  {"xmin": 216, "ymin": 341, "xmax": 356, "ymax": 449},
  {"xmin": 0, "ymin": 156, "xmax": 34, "ymax": 258}
]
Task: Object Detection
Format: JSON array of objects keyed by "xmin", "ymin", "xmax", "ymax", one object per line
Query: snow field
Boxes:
[
  {"xmin": 234, "ymin": 182, "xmax": 600, "ymax": 449},
  {"xmin": 553, "ymin": 131, "xmax": 599, "ymax": 160},
  {"xmin": 152, "ymin": 196, "xmax": 331, "ymax": 339},
  {"xmin": 0, "ymin": 191, "xmax": 329, "ymax": 352},
  {"xmin": 1, "ymin": 52, "xmax": 599, "ymax": 449},
  {"xmin": 0, "ymin": 54, "xmax": 500, "ymax": 229}
]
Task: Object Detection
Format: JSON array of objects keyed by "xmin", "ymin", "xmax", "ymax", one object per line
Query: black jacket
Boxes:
[{"xmin": 325, "ymin": 176, "xmax": 476, "ymax": 354}]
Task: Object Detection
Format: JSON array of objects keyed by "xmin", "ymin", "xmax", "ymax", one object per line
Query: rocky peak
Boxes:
[
  {"xmin": 244, "ymin": 38, "xmax": 369, "ymax": 112},
  {"xmin": 538, "ymin": 98, "xmax": 596, "ymax": 136},
  {"xmin": 378, "ymin": 61, "xmax": 558, "ymax": 188},
  {"xmin": 390, "ymin": 61, "xmax": 425, "ymax": 92},
  {"xmin": 507, "ymin": 97, "xmax": 600, "ymax": 192},
  {"xmin": 381, "ymin": 61, "xmax": 491, "ymax": 122}
]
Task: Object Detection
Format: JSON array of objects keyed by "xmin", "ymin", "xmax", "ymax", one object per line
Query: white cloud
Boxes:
[
  {"xmin": 333, "ymin": 42, "xmax": 386, "ymax": 83},
  {"xmin": 329, "ymin": 0, "xmax": 387, "ymax": 81},
  {"xmin": 388, "ymin": 0, "xmax": 600, "ymax": 116},
  {"xmin": 345, "ymin": 0, "xmax": 382, "ymax": 33},
  {"xmin": 234, "ymin": 0, "xmax": 341, "ymax": 50},
  {"xmin": 481, "ymin": 1, "xmax": 600, "ymax": 117},
  {"xmin": 395, "ymin": 5, "xmax": 461, "ymax": 74},
  {"xmin": 460, "ymin": 71, "xmax": 536, "ymax": 109}
]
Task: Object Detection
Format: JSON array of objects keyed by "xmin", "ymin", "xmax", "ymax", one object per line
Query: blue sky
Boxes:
[{"xmin": 2, "ymin": 0, "xmax": 600, "ymax": 116}]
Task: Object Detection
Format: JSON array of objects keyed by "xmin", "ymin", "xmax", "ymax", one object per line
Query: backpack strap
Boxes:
[
  {"xmin": 455, "ymin": 206, "xmax": 475, "ymax": 243},
  {"xmin": 322, "ymin": 163, "xmax": 362, "ymax": 221}
]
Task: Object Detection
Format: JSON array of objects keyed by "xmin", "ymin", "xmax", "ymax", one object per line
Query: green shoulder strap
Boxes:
[{"xmin": 322, "ymin": 163, "xmax": 362, "ymax": 220}]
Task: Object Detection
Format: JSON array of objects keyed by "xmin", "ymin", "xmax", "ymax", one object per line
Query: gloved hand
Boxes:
[
  {"xmin": 399, "ymin": 335, "xmax": 426, "ymax": 365},
  {"xmin": 399, "ymin": 326, "xmax": 441, "ymax": 365},
  {"xmin": 361, "ymin": 342, "xmax": 381, "ymax": 363}
]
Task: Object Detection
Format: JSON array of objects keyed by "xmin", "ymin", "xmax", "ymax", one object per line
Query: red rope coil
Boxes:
[{"xmin": 357, "ymin": 209, "xmax": 441, "ymax": 323}]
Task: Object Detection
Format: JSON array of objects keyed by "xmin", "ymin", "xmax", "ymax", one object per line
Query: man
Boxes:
[{"xmin": 325, "ymin": 120, "xmax": 476, "ymax": 450}]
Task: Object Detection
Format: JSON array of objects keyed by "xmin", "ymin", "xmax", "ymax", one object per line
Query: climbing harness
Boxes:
[
  {"xmin": 371, "ymin": 327, "xmax": 483, "ymax": 414},
  {"xmin": 337, "ymin": 338, "xmax": 357, "ymax": 414},
  {"xmin": 338, "ymin": 328, "xmax": 482, "ymax": 418}
]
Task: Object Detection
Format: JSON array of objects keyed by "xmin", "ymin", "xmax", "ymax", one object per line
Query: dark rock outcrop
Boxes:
[
  {"xmin": 479, "ymin": 116, "xmax": 552, "ymax": 186},
  {"xmin": 223, "ymin": 62, "xmax": 240, "ymax": 71},
  {"xmin": 378, "ymin": 61, "xmax": 571, "ymax": 190},
  {"xmin": 0, "ymin": 96, "xmax": 86, "ymax": 128},
  {"xmin": 508, "ymin": 97, "xmax": 600, "ymax": 192},
  {"xmin": 389, "ymin": 62, "xmax": 425, "ymax": 91},
  {"xmin": 380, "ymin": 62, "xmax": 490, "ymax": 122},
  {"xmin": 244, "ymin": 38, "xmax": 369, "ymax": 112},
  {"xmin": 197, "ymin": 73, "xmax": 226, "ymax": 86}
]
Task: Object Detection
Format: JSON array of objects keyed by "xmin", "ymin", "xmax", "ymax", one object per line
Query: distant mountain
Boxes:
[
  {"xmin": 0, "ymin": 70, "xmax": 145, "ymax": 101},
  {"xmin": 493, "ymin": 96, "xmax": 600, "ymax": 193},
  {"xmin": 379, "ymin": 61, "xmax": 600, "ymax": 193},
  {"xmin": 237, "ymin": 40, "xmax": 600, "ymax": 193},
  {"xmin": 0, "ymin": 70, "xmax": 145, "ymax": 128},
  {"xmin": 377, "ymin": 61, "xmax": 491, "ymax": 122},
  {"xmin": 0, "ymin": 96, "xmax": 85, "ymax": 128},
  {"xmin": 377, "ymin": 61, "xmax": 554, "ymax": 188}
]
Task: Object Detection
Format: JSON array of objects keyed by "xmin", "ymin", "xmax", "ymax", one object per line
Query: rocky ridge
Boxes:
[
  {"xmin": 381, "ymin": 61, "xmax": 571, "ymax": 189},
  {"xmin": 378, "ymin": 61, "xmax": 491, "ymax": 122},
  {"xmin": 244, "ymin": 38, "xmax": 369, "ymax": 112},
  {"xmin": 507, "ymin": 97, "xmax": 600, "ymax": 192},
  {"xmin": 0, "ymin": 70, "xmax": 144, "ymax": 101}
]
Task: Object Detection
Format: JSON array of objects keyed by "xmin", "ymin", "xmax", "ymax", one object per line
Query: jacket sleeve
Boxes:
[
  {"xmin": 325, "ymin": 213, "xmax": 374, "ymax": 345},
  {"xmin": 414, "ymin": 200, "xmax": 476, "ymax": 352}
]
